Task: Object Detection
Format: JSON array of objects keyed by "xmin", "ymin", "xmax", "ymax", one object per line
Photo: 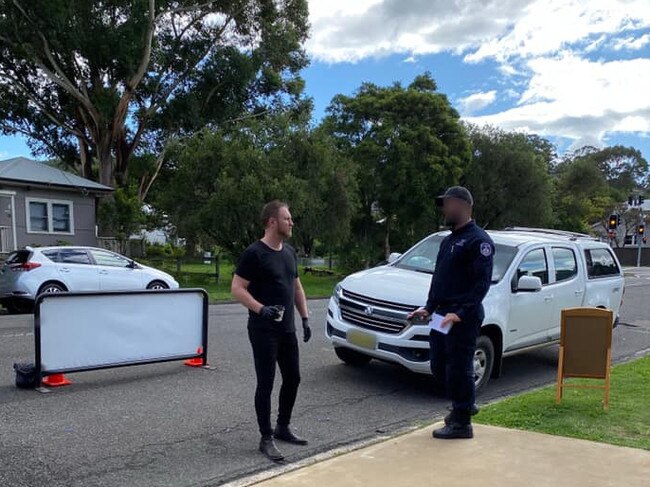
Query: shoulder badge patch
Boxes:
[{"xmin": 480, "ymin": 242, "xmax": 493, "ymax": 257}]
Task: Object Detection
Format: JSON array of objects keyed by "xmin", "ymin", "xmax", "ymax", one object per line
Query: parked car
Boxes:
[
  {"xmin": 326, "ymin": 228, "xmax": 625, "ymax": 391},
  {"xmin": 0, "ymin": 246, "xmax": 179, "ymax": 313}
]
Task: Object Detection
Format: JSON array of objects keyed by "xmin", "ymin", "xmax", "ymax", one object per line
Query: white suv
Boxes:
[
  {"xmin": 326, "ymin": 228, "xmax": 625, "ymax": 390},
  {"xmin": 0, "ymin": 246, "xmax": 179, "ymax": 313}
]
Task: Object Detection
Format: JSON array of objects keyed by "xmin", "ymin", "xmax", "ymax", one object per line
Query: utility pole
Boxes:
[{"xmin": 630, "ymin": 194, "xmax": 646, "ymax": 268}]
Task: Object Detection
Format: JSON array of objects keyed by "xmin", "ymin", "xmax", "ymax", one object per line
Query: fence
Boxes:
[{"xmin": 613, "ymin": 247, "xmax": 649, "ymax": 267}]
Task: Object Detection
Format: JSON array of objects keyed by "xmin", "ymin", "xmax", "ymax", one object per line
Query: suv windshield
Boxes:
[{"xmin": 394, "ymin": 235, "xmax": 517, "ymax": 282}]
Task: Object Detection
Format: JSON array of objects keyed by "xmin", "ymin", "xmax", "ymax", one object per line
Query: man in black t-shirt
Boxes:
[{"xmin": 231, "ymin": 200, "xmax": 312, "ymax": 462}]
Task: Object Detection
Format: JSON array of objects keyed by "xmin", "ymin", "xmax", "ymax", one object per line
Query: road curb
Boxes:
[{"xmin": 217, "ymin": 424, "xmax": 422, "ymax": 487}]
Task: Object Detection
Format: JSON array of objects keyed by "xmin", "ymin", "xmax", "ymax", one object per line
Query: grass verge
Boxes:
[
  {"xmin": 142, "ymin": 260, "xmax": 343, "ymax": 302},
  {"xmin": 476, "ymin": 355, "xmax": 650, "ymax": 450}
]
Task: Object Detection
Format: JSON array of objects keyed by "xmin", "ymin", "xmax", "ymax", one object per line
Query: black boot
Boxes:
[
  {"xmin": 274, "ymin": 425, "xmax": 308, "ymax": 445},
  {"xmin": 259, "ymin": 436, "xmax": 285, "ymax": 462},
  {"xmin": 433, "ymin": 409, "xmax": 473, "ymax": 440},
  {"xmin": 444, "ymin": 404, "xmax": 479, "ymax": 425}
]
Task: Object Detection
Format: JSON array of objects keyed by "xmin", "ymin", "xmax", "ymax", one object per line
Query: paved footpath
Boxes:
[{"xmin": 243, "ymin": 423, "xmax": 650, "ymax": 487}]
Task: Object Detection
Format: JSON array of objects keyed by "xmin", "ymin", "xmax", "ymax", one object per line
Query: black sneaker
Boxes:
[
  {"xmin": 433, "ymin": 422, "xmax": 474, "ymax": 440},
  {"xmin": 444, "ymin": 404, "xmax": 479, "ymax": 425},
  {"xmin": 274, "ymin": 425, "xmax": 308, "ymax": 445},
  {"xmin": 259, "ymin": 436, "xmax": 285, "ymax": 462}
]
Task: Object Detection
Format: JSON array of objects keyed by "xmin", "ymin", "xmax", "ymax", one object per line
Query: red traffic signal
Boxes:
[
  {"xmin": 639, "ymin": 224, "xmax": 645, "ymax": 235},
  {"xmin": 607, "ymin": 214, "xmax": 618, "ymax": 230}
]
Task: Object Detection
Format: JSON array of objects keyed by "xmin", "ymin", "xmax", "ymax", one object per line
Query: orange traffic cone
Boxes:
[
  {"xmin": 184, "ymin": 347, "xmax": 208, "ymax": 367},
  {"xmin": 42, "ymin": 373, "xmax": 72, "ymax": 387}
]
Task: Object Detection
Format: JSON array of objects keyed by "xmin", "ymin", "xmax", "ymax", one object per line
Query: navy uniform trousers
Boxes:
[{"xmin": 429, "ymin": 313, "xmax": 481, "ymax": 412}]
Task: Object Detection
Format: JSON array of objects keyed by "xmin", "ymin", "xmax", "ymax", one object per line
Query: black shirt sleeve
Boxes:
[{"xmin": 235, "ymin": 246, "xmax": 259, "ymax": 282}]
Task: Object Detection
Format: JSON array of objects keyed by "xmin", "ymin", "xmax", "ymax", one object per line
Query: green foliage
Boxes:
[
  {"xmin": 150, "ymin": 115, "xmax": 359, "ymax": 257},
  {"xmin": 463, "ymin": 124, "xmax": 554, "ymax": 229},
  {"xmin": 325, "ymin": 73, "xmax": 472, "ymax": 258},
  {"xmin": 551, "ymin": 145, "xmax": 648, "ymax": 233},
  {"xmin": 145, "ymin": 242, "xmax": 185, "ymax": 258},
  {"xmin": 98, "ymin": 185, "xmax": 146, "ymax": 240},
  {"xmin": 0, "ymin": 0, "xmax": 310, "ymax": 192}
]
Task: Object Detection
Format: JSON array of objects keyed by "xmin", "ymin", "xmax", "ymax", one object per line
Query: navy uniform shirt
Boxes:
[{"xmin": 425, "ymin": 220, "xmax": 494, "ymax": 323}]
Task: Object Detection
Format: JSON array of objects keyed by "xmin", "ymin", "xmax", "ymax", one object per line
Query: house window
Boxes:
[
  {"xmin": 26, "ymin": 198, "xmax": 74, "ymax": 234},
  {"xmin": 29, "ymin": 201, "xmax": 49, "ymax": 232}
]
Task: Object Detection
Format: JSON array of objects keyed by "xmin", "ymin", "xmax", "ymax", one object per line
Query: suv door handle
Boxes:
[
  {"xmin": 99, "ymin": 269, "xmax": 109, "ymax": 275},
  {"xmin": 60, "ymin": 267, "xmax": 70, "ymax": 273},
  {"xmin": 574, "ymin": 290, "xmax": 584, "ymax": 296},
  {"xmin": 544, "ymin": 296, "xmax": 553, "ymax": 302}
]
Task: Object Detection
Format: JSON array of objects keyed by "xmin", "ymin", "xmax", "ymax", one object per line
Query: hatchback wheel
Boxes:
[
  {"xmin": 38, "ymin": 283, "xmax": 67, "ymax": 295},
  {"xmin": 147, "ymin": 281, "xmax": 169, "ymax": 290}
]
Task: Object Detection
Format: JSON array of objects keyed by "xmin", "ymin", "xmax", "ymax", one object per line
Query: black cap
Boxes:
[{"xmin": 436, "ymin": 186, "xmax": 474, "ymax": 207}]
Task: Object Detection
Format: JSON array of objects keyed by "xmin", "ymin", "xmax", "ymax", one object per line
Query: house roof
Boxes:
[{"xmin": 0, "ymin": 157, "xmax": 113, "ymax": 192}]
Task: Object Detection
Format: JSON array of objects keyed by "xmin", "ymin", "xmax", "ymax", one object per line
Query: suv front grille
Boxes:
[{"xmin": 339, "ymin": 289, "xmax": 418, "ymax": 335}]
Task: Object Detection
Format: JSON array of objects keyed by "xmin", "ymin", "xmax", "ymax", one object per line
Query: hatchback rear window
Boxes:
[{"xmin": 5, "ymin": 250, "xmax": 32, "ymax": 265}]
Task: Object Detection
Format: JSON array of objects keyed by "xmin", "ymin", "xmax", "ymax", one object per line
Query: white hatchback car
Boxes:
[{"xmin": 0, "ymin": 246, "xmax": 179, "ymax": 313}]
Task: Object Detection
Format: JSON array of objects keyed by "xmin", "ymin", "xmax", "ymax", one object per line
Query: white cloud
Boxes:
[
  {"xmin": 307, "ymin": 0, "xmax": 532, "ymax": 63},
  {"xmin": 458, "ymin": 90, "xmax": 498, "ymax": 115},
  {"xmin": 465, "ymin": 55, "xmax": 650, "ymax": 144},
  {"xmin": 464, "ymin": 0, "xmax": 650, "ymax": 63},
  {"xmin": 306, "ymin": 0, "xmax": 650, "ymax": 144},
  {"xmin": 612, "ymin": 33, "xmax": 650, "ymax": 50},
  {"xmin": 307, "ymin": 0, "xmax": 650, "ymax": 63}
]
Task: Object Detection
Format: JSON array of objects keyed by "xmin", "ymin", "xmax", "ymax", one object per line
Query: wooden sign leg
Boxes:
[{"xmin": 556, "ymin": 345, "xmax": 565, "ymax": 405}]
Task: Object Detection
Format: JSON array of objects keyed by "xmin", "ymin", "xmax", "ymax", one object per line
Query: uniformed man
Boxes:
[
  {"xmin": 408, "ymin": 186, "xmax": 494, "ymax": 439},
  {"xmin": 231, "ymin": 200, "xmax": 312, "ymax": 462}
]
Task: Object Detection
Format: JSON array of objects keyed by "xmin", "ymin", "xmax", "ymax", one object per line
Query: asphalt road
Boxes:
[{"xmin": 1, "ymin": 270, "xmax": 649, "ymax": 487}]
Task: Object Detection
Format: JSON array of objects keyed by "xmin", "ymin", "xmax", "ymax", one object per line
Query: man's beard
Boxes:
[{"xmin": 444, "ymin": 216, "xmax": 459, "ymax": 228}]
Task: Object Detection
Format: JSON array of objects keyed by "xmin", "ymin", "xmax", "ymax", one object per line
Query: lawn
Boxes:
[
  {"xmin": 141, "ymin": 259, "xmax": 344, "ymax": 302},
  {"xmin": 476, "ymin": 355, "xmax": 650, "ymax": 450}
]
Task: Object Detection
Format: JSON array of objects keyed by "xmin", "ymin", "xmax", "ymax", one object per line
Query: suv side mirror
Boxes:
[
  {"xmin": 387, "ymin": 252, "xmax": 402, "ymax": 264},
  {"xmin": 516, "ymin": 275, "xmax": 543, "ymax": 293}
]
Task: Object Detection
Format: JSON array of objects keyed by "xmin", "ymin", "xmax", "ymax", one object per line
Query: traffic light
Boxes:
[
  {"xmin": 629, "ymin": 195, "xmax": 635, "ymax": 206},
  {"xmin": 640, "ymin": 194, "xmax": 645, "ymax": 205},
  {"xmin": 607, "ymin": 214, "xmax": 618, "ymax": 230},
  {"xmin": 639, "ymin": 224, "xmax": 645, "ymax": 236}
]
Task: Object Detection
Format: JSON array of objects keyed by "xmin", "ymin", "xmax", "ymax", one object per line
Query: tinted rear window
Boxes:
[
  {"xmin": 584, "ymin": 248, "xmax": 620, "ymax": 278},
  {"xmin": 5, "ymin": 250, "xmax": 31, "ymax": 265}
]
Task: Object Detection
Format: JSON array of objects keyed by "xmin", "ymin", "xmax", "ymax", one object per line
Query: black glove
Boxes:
[
  {"xmin": 259, "ymin": 305, "xmax": 281, "ymax": 321},
  {"xmin": 302, "ymin": 317, "xmax": 312, "ymax": 343}
]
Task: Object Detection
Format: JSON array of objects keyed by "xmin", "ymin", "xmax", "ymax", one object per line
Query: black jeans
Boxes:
[
  {"xmin": 429, "ymin": 319, "xmax": 480, "ymax": 418},
  {"xmin": 248, "ymin": 327, "xmax": 301, "ymax": 437}
]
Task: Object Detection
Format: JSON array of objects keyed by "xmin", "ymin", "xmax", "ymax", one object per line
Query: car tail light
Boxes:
[{"xmin": 11, "ymin": 262, "xmax": 42, "ymax": 272}]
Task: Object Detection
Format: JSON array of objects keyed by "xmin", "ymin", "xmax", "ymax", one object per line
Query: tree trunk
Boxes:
[{"xmin": 384, "ymin": 217, "xmax": 391, "ymax": 260}]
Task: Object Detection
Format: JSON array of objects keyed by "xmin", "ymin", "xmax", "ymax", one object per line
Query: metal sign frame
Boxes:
[{"xmin": 34, "ymin": 288, "xmax": 209, "ymax": 385}]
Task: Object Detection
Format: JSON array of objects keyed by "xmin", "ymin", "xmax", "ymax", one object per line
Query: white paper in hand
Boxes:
[{"xmin": 430, "ymin": 313, "xmax": 452, "ymax": 335}]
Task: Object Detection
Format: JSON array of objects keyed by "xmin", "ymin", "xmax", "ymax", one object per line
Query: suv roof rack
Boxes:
[{"xmin": 502, "ymin": 227, "xmax": 599, "ymax": 241}]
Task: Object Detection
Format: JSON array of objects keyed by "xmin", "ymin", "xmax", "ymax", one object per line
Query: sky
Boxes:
[{"xmin": 2, "ymin": 0, "xmax": 650, "ymax": 162}]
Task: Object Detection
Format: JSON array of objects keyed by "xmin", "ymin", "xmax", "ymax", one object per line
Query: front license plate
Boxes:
[{"xmin": 347, "ymin": 329, "xmax": 377, "ymax": 350}]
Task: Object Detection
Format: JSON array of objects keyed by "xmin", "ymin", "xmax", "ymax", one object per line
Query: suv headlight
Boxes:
[{"xmin": 333, "ymin": 283, "xmax": 343, "ymax": 304}]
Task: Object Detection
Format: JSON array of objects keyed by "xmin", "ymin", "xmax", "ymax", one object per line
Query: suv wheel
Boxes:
[
  {"xmin": 334, "ymin": 347, "xmax": 372, "ymax": 367},
  {"xmin": 474, "ymin": 335, "xmax": 495, "ymax": 392}
]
